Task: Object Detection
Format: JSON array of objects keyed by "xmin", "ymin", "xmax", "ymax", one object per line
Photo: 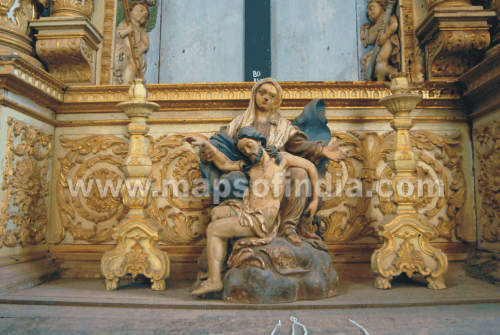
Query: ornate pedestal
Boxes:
[
  {"xmin": 371, "ymin": 73, "xmax": 448, "ymax": 289},
  {"xmin": 101, "ymin": 79, "xmax": 170, "ymax": 290},
  {"xmin": 101, "ymin": 218, "xmax": 170, "ymax": 291},
  {"xmin": 372, "ymin": 214, "xmax": 448, "ymax": 290}
]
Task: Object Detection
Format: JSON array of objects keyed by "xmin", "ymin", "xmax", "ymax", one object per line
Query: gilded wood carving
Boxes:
[
  {"xmin": 318, "ymin": 129, "xmax": 465, "ymax": 244},
  {"xmin": 56, "ymin": 132, "xmax": 211, "ymax": 245},
  {"xmin": 56, "ymin": 128, "xmax": 465, "ymax": 246},
  {"xmin": 0, "ymin": 118, "xmax": 53, "ymax": 248}
]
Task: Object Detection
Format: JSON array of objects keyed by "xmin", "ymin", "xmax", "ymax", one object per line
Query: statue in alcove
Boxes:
[
  {"xmin": 184, "ymin": 78, "xmax": 351, "ymax": 303},
  {"xmin": 361, "ymin": 0, "xmax": 400, "ymax": 81},
  {"xmin": 113, "ymin": 0, "xmax": 157, "ymax": 85}
]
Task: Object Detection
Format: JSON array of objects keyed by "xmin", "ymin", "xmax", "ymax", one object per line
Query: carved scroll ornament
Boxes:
[
  {"xmin": 56, "ymin": 133, "xmax": 210, "ymax": 245},
  {"xmin": 475, "ymin": 120, "xmax": 500, "ymax": 243},
  {"xmin": 319, "ymin": 130, "xmax": 466, "ymax": 243}
]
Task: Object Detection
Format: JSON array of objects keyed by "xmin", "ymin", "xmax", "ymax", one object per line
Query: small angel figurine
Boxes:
[
  {"xmin": 361, "ymin": 0, "xmax": 400, "ymax": 81},
  {"xmin": 113, "ymin": 1, "xmax": 151, "ymax": 85}
]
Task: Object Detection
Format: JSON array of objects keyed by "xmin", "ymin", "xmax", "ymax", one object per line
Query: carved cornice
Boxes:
[
  {"xmin": 0, "ymin": 56, "xmax": 65, "ymax": 110},
  {"xmin": 0, "ymin": 58, "xmax": 465, "ymax": 114},
  {"xmin": 58, "ymin": 81, "xmax": 464, "ymax": 114}
]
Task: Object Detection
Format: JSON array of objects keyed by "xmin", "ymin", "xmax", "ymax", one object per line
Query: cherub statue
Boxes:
[
  {"xmin": 183, "ymin": 126, "xmax": 320, "ymax": 296},
  {"xmin": 361, "ymin": 0, "xmax": 400, "ymax": 81},
  {"xmin": 113, "ymin": 0, "xmax": 151, "ymax": 85}
]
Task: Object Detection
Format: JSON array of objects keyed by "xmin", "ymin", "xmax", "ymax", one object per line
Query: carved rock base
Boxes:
[
  {"xmin": 101, "ymin": 218, "xmax": 170, "ymax": 291},
  {"xmin": 192, "ymin": 237, "xmax": 338, "ymax": 304},
  {"xmin": 371, "ymin": 214, "xmax": 448, "ymax": 290}
]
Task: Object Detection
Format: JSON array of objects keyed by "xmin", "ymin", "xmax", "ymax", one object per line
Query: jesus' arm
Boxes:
[{"xmin": 183, "ymin": 137, "xmax": 242, "ymax": 172}]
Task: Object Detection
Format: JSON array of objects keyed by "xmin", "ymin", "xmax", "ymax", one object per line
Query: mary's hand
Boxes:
[{"xmin": 321, "ymin": 141, "xmax": 352, "ymax": 162}]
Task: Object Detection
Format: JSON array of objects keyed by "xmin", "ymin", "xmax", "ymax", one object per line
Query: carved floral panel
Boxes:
[
  {"xmin": 0, "ymin": 117, "xmax": 53, "ymax": 248},
  {"xmin": 55, "ymin": 129, "xmax": 467, "ymax": 245}
]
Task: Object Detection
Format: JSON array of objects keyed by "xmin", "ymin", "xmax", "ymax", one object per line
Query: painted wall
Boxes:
[
  {"xmin": 271, "ymin": 0, "xmax": 360, "ymax": 81},
  {"xmin": 144, "ymin": 0, "xmax": 373, "ymax": 83},
  {"xmin": 157, "ymin": 0, "xmax": 245, "ymax": 83}
]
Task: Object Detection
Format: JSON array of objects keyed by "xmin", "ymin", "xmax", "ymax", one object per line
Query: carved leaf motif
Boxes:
[
  {"xmin": 394, "ymin": 240, "xmax": 425, "ymax": 278},
  {"xmin": 320, "ymin": 131, "xmax": 392, "ymax": 243},
  {"xmin": 122, "ymin": 241, "xmax": 150, "ymax": 278}
]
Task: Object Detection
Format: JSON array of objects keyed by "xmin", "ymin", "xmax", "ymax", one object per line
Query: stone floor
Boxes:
[
  {"xmin": 1, "ymin": 263, "xmax": 500, "ymax": 334},
  {"xmin": 1, "ymin": 303, "xmax": 500, "ymax": 334}
]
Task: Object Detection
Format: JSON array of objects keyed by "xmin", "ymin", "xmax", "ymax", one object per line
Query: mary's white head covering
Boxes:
[{"xmin": 226, "ymin": 78, "xmax": 296, "ymax": 149}]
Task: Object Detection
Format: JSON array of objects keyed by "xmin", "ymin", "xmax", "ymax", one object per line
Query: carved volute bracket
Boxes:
[
  {"xmin": 0, "ymin": 0, "xmax": 47, "ymax": 69},
  {"xmin": 371, "ymin": 74, "xmax": 449, "ymax": 289},
  {"xmin": 416, "ymin": 5, "xmax": 496, "ymax": 82},
  {"xmin": 30, "ymin": 17, "xmax": 102, "ymax": 84}
]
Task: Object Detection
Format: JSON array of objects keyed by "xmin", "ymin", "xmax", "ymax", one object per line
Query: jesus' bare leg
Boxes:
[{"xmin": 191, "ymin": 214, "xmax": 254, "ymax": 296}]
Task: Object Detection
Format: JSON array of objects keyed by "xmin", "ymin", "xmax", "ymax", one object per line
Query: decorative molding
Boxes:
[
  {"xmin": 58, "ymin": 81, "xmax": 464, "ymax": 114},
  {"xmin": 55, "ymin": 116, "xmax": 468, "ymax": 128},
  {"xmin": 56, "ymin": 134, "xmax": 129, "ymax": 244},
  {"xmin": 0, "ymin": 94, "xmax": 56, "ymax": 126},
  {"xmin": 99, "ymin": 0, "xmax": 117, "ymax": 85},
  {"xmin": 0, "ymin": 56, "xmax": 65, "ymax": 109},
  {"xmin": 55, "ymin": 132, "xmax": 211, "ymax": 245},
  {"xmin": 426, "ymin": 31, "xmax": 490, "ymax": 80},
  {"xmin": 0, "ymin": 117, "xmax": 53, "ymax": 248}
]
